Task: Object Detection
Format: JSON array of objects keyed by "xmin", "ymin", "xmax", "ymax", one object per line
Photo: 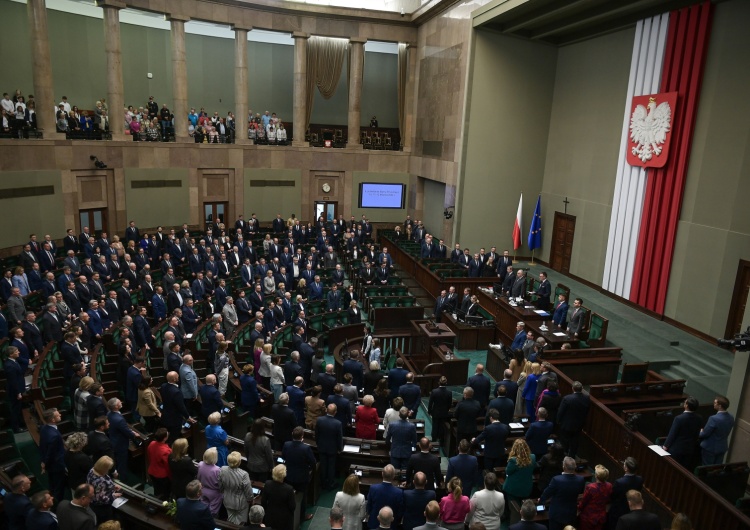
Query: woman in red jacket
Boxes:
[
  {"xmin": 355, "ymin": 395, "xmax": 379, "ymax": 439},
  {"xmin": 146, "ymin": 428, "xmax": 172, "ymax": 500}
]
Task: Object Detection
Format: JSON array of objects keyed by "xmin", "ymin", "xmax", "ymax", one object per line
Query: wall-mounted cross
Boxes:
[{"xmin": 563, "ymin": 197, "xmax": 570, "ymax": 214}]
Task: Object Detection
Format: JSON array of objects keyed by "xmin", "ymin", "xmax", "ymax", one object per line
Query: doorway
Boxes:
[
  {"xmin": 550, "ymin": 212, "xmax": 576, "ymax": 273},
  {"xmin": 79, "ymin": 208, "xmax": 108, "ymax": 237},
  {"xmin": 204, "ymin": 202, "xmax": 228, "ymax": 230},
  {"xmin": 314, "ymin": 201, "xmax": 338, "ymax": 223},
  {"xmin": 725, "ymin": 260, "xmax": 750, "ymax": 338}
]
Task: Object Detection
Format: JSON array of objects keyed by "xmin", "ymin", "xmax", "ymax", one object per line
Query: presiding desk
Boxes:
[
  {"xmin": 476, "ymin": 289, "xmax": 546, "ymax": 344},
  {"xmin": 442, "ymin": 312, "xmax": 496, "ymax": 350}
]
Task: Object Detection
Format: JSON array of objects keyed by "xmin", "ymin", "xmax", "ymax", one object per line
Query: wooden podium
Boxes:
[{"xmin": 409, "ymin": 320, "xmax": 468, "ymax": 386}]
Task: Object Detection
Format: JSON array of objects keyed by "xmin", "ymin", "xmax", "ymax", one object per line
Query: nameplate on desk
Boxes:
[
  {"xmin": 343, "ymin": 444, "xmax": 360, "ymax": 453},
  {"xmin": 553, "ymin": 332, "xmax": 567, "ymax": 337}
]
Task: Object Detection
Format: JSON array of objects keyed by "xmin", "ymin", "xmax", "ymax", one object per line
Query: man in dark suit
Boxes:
[
  {"xmin": 56, "ymin": 484, "xmax": 97, "ymax": 530},
  {"xmin": 282, "ymin": 426, "xmax": 317, "ymax": 524},
  {"xmin": 39, "ymin": 408, "xmax": 66, "ymax": 503},
  {"xmin": 606, "ymin": 457, "xmax": 644, "ymax": 530},
  {"xmin": 198, "ymin": 374, "xmax": 224, "ymax": 424},
  {"xmin": 540, "ymin": 456, "xmax": 586, "ymax": 530},
  {"xmin": 434, "ymin": 289, "xmax": 449, "ymax": 323},
  {"xmin": 398, "ymin": 373, "xmax": 422, "ymax": 417},
  {"xmin": 161, "ymin": 371, "xmax": 195, "ymax": 443},
  {"xmin": 614, "ymin": 490, "xmax": 661, "ymax": 530},
  {"xmin": 510, "ymin": 269, "xmax": 527, "ymax": 299},
  {"xmin": 526, "ymin": 407, "xmax": 555, "ymax": 459},
  {"xmin": 552, "ymin": 293, "xmax": 569, "ymax": 329},
  {"xmin": 427, "ymin": 376, "xmax": 452, "ymax": 443},
  {"xmin": 5, "ymin": 474, "xmax": 33, "ymax": 529},
  {"xmin": 473, "ymin": 409, "xmax": 510, "ymax": 471},
  {"xmin": 366, "ymin": 465, "xmax": 404, "ymax": 530},
  {"xmin": 21, "ymin": 312, "xmax": 44, "ymax": 358},
  {"xmin": 510, "ymin": 499, "xmax": 548, "ymax": 530},
  {"xmin": 287, "ymin": 379, "xmax": 306, "ymax": 427},
  {"xmin": 272, "ymin": 394, "xmax": 298, "ymax": 450},
  {"xmin": 405, "ymin": 438, "xmax": 443, "ymax": 489},
  {"xmin": 176, "ymin": 480, "xmax": 215, "ymax": 530},
  {"xmin": 487, "ymin": 385, "xmax": 515, "ymax": 426},
  {"xmin": 661, "ymin": 397, "xmax": 702, "ymax": 468},
  {"xmin": 495, "ymin": 369, "xmax": 519, "ymax": 406},
  {"xmin": 468, "ymin": 253, "xmax": 483, "ymax": 277},
  {"xmin": 4, "ymin": 347, "xmax": 26, "ymax": 433},
  {"xmin": 318, "ymin": 364, "xmax": 337, "ymax": 400},
  {"xmin": 557, "ymin": 380, "xmax": 591, "ymax": 458},
  {"xmin": 326, "ymin": 385, "xmax": 352, "ymax": 427},
  {"xmin": 385, "ymin": 408, "xmax": 418, "ymax": 470},
  {"xmin": 497, "ymin": 250, "xmax": 513, "ymax": 279},
  {"xmin": 446, "ymin": 439, "xmax": 481, "ymax": 497},
  {"xmin": 315, "ymin": 404, "xmax": 343, "ymax": 490},
  {"xmin": 467, "ymin": 364, "xmax": 491, "ymax": 411},
  {"xmin": 107, "ymin": 397, "xmax": 142, "ymax": 477},
  {"xmin": 532, "ymin": 271, "xmax": 552, "ymax": 310},
  {"xmin": 454, "ymin": 387, "xmax": 482, "ymax": 445},
  {"xmin": 388, "ymin": 357, "xmax": 409, "ymax": 395},
  {"xmin": 567, "ymin": 298, "xmax": 586, "ymax": 337},
  {"xmin": 402, "ymin": 474, "xmax": 437, "ymax": 530},
  {"xmin": 283, "ymin": 351, "xmax": 304, "ymax": 387},
  {"xmin": 699, "ymin": 394, "xmax": 735, "ymax": 465}
]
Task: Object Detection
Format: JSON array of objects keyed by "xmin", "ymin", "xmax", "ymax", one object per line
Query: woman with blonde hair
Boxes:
[
  {"xmin": 197, "ymin": 447, "xmax": 223, "ymax": 516},
  {"xmin": 219, "ymin": 451, "xmax": 254, "ymax": 525},
  {"xmin": 439, "ymin": 476, "xmax": 471, "ymax": 530},
  {"xmin": 503, "ymin": 439, "xmax": 536, "ymax": 504},
  {"xmin": 110, "ymin": 234, "xmax": 124, "ymax": 257},
  {"xmin": 578, "ymin": 464, "xmax": 612, "ymax": 530},
  {"xmin": 305, "ymin": 385, "xmax": 326, "ymax": 428},
  {"xmin": 355, "ymin": 395, "xmax": 379, "ymax": 440},
  {"xmin": 64, "ymin": 432, "xmax": 92, "ymax": 494},
  {"xmin": 261, "ymin": 464, "xmax": 296, "ymax": 529},
  {"xmin": 205, "ymin": 412, "xmax": 230, "ymax": 467},
  {"xmin": 671, "ymin": 513, "xmax": 693, "ymax": 530},
  {"xmin": 258, "ymin": 342, "xmax": 272, "ymax": 388},
  {"xmin": 334, "ymin": 474, "xmax": 366, "ymax": 530},
  {"xmin": 87, "ymin": 455, "xmax": 121, "ymax": 523},
  {"xmin": 169, "ymin": 438, "xmax": 197, "ymax": 500}
]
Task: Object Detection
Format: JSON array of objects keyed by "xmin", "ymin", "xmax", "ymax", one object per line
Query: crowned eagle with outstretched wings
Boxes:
[{"xmin": 629, "ymin": 97, "xmax": 672, "ymax": 163}]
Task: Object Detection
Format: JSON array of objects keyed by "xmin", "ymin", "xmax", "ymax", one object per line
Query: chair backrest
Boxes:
[{"xmin": 620, "ymin": 362, "xmax": 649, "ymax": 384}]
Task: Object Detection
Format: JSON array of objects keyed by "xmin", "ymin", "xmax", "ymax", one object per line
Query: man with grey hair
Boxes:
[
  {"xmin": 107, "ymin": 397, "xmax": 141, "ymax": 477},
  {"xmin": 385, "ymin": 406, "xmax": 417, "ymax": 470},
  {"xmin": 248, "ymin": 504, "xmax": 266, "ymax": 527},
  {"xmin": 367, "ymin": 465, "xmax": 403, "ymax": 529},
  {"xmin": 179, "ymin": 354, "xmax": 198, "ymax": 407},
  {"xmin": 539, "ymin": 456, "xmax": 585, "ymax": 530},
  {"xmin": 271, "ymin": 392, "xmax": 297, "ymax": 450},
  {"xmin": 329, "ymin": 506, "xmax": 345, "ymax": 529},
  {"xmin": 222, "ymin": 296, "xmax": 238, "ymax": 337},
  {"xmin": 377, "ymin": 506, "xmax": 395, "ymax": 529},
  {"xmin": 176, "ymin": 479, "xmax": 215, "ymax": 529},
  {"xmin": 509, "ymin": 499, "xmax": 546, "ymax": 530},
  {"xmin": 42, "ymin": 302, "xmax": 63, "ymax": 344}
]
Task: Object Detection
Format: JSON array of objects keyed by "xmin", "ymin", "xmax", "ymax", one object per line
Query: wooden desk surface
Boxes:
[
  {"xmin": 412, "ymin": 320, "xmax": 456, "ymax": 340},
  {"xmin": 526, "ymin": 320, "xmax": 580, "ymax": 349}
]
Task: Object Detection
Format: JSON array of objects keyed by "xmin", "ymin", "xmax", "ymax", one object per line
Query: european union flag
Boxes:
[{"xmin": 528, "ymin": 195, "xmax": 542, "ymax": 251}]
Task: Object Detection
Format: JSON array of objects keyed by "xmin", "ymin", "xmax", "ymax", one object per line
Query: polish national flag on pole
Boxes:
[{"xmin": 513, "ymin": 193, "xmax": 523, "ymax": 250}]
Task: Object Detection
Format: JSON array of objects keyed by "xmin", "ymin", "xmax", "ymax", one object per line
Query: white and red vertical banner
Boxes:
[{"xmin": 604, "ymin": 2, "xmax": 713, "ymax": 315}]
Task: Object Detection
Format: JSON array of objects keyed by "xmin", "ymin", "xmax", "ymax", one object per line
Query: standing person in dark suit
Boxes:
[
  {"xmin": 385, "ymin": 407, "xmax": 417, "ymax": 470},
  {"xmin": 539, "ymin": 456, "xmax": 586, "ymax": 530},
  {"xmin": 557, "ymin": 380, "xmax": 591, "ymax": 458},
  {"xmin": 56, "ymin": 484, "xmax": 97, "ymax": 530},
  {"xmin": 525, "ymin": 407, "xmax": 555, "ymax": 459},
  {"xmin": 434, "ymin": 290, "xmax": 449, "ymax": 323},
  {"xmin": 282, "ymin": 426, "xmax": 317, "ymax": 524},
  {"xmin": 176, "ymin": 480, "xmax": 215, "ymax": 530},
  {"xmin": 85, "ymin": 415, "xmax": 115, "ymax": 464},
  {"xmin": 428, "ymin": 376, "xmax": 453, "ymax": 443},
  {"xmin": 39, "ymin": 408, "xmax": 67, "ymax": 504},
  {"xmin": 271, "ymin": 393, "xmax": 298, "ymax": 450},
  {"xmin": 107, "ymin": 398, "xmax": 142, "ymax": 477},
  {"xmin": 662, "ymin": 397, "xmax": 702, "ymax": 468},
  {"xmin": 388, "ymin": 357, "xmax": 409, "ymax": 395},
  {"xmin": 486, "ymin": 385, "xmax": 515, "ymax": 426},
  {"xmin": 342, "ymin": 350, "xmax": 364, "ymax": 390},
  {"xmin": 614, "ymin": 490, "xmax": 661, "ymax": 530},
  {"xmin": 160, "ymin": 371, "xmax": 196, "ymax": 443},
  {"xmin": 366, "ymin": 465, "xmax": 404, "ymax": 530},
  {"xmin": 509, "ymin": 499, "xmax": 547, "ymax": 530},
  {"xmin": 4, "ymin": 347, "xmax": 26, "ymax": 433},
  {"xmin": 699, "ymin": 394, "xmax": 735, "ymax": 465},
  {"xmin": 315, "ymin": 404, "xmax": 344, "ymax": 490},
  {"xmin": 606, "ymin": 457, "xmax": 643, "ymax": 530},
  {"xmin": 398, "ymin": 372, "xmax": 422, "ymax": 418},
  {"xmin": 405, "ymin": 438, "xmax": 443, "ymax": 490},
  {"xmin": 27, "ymin": 491, "xmax": 60, "ymax": 530},
  {"xmin": 446, "ymin": 439, "xmax": 481, "ymax": 497},
  {"xmin": 403, "ymin": 474, "xmax": 437, "ymax": 530},
  {"xmin": 454, "ymin": 387, "xmax": 482, "ymax": 445},
  {"xmin": 567, "ymin": 298, "xmax": 586, "ymax": 337},
  {"xmin": 552, "ymin": 294, "xmax": 569, "ymax": 329},
  {"xmin": 5, "ymin": 474, "xmax": 33, "ymax": 530},
  {"xmin": 472, "ymin": 409, "xmax": 510, "ymax": 471},
  {"xmin": 495, "ymin": 369, "xmax": 519, "ymax": 406},
  {"xmin": 532, "ymin": 272, "xmax": 552, "ymax": 310},
  {"xmin": 467, "ymin": 364, "xmax": 491, "ymax": 412}
]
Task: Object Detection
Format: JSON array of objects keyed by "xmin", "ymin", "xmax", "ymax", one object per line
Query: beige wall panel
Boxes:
[
  {"xmin": 0, "ymin": 171, "xmax": 65, "ymax": 248},
  {"xmin": 123, "ymin": 168, "xmax": 190, "ymax": 228},
  {"xmin": 243, "ymin": 168, "xmax": 303, "ymax": 222}
]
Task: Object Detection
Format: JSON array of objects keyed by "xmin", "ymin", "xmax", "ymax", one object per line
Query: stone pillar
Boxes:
[
  {"xmin": 292, "ymin": 32, "xmax": 309, "ymax": 147},
  {"xmin": 26, "ymin": 0, "xmax": 58, "ymax": 137},
  {"xmin": 170, "ymin": 15, "xmax": 190, "ymax": 142},
  {"xmin": 234, "ymin": 25, "xmax": 252, "ymax": 145},
  {"xmin": 347, "ymin": 38, "xmax": 366, "ymax": 148},
  {"xmin": 100, "ymin": 0, "xmax": 126, "ymax": 140},
  {"xmin": 402, "ymin": 43, "xmax": 418, "ymax": 152}
]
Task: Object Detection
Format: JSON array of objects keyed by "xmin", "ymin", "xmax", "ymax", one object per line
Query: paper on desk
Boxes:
[
  {"xmin": 378, "ymin": 424, "xmax": 385, "ymax": 431},
  {"xmin": 553, "ymin": 332, "xmax": 567, "ymax": 337},
  {"xmin": 112, "ymin": 497, "xmax": 128, "ymax": 508},
  {"xmin": 509, "ymin": 423, "xmax": 524, "ymax": 429},
  {"xmin": 524, "ymin": 305, "xmax": 535, "ymax": 309},
  {"xmin": 343, "ymin": 444, "xmax": 360, "ymax": 453},
  {"xmin": 533, "ymin": 310, "xmax": 550, "ymax": 316},
  {"xmin": 648, "ymin": 445, "xmax": 670, "ymax": 456}
]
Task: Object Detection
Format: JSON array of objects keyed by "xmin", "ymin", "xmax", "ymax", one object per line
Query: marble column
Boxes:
[
  {"xmin": 234, "ymin": 25, "xmax": 252, "ymax": 145},
  {"xmin": 26, "ymin": 0, "xmax": 57, "ymax": 136},
  {"xmin": 292, "ymin": 32, "xmax": 309, "ymax": 147},
  {"xmin": 402, "ymin": 43, "xmax": 418, "ymax": 152},
  {"xmin": 100, "ymin": 0, "xmax": 126, "ymax": 140},
  {"xmin": 347, "ymin": 38, "xmax": 366, "ymax": 148},
  {"xmin": 170, "ymin": 15, "xmax": 190, "ymax": 142}
]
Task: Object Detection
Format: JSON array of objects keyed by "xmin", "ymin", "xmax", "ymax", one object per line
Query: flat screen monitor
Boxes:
[{"xmin": 358, "ymin": 182, "xmax": 406, "ymax": 209}]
